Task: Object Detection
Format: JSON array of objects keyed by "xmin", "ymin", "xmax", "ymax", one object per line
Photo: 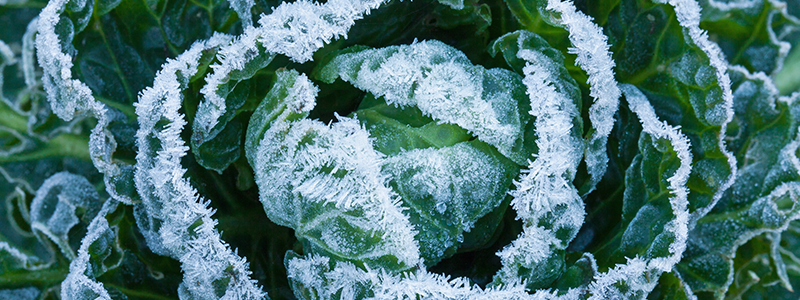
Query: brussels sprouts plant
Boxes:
[{"xmin": 1, "ymin": 0, "xmax": 800, "ymax": 299}]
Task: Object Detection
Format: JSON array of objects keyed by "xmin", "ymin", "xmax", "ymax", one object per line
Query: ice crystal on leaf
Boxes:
[
  {"xmin": 539, "ymin": 0, "xmax": 622, "ymax": 196},
  {"xmin": 317, "ymin": 40, "xmax": 535, "ymax": 165},
  {"xmin": 247, "ymin": 69, "xmax": 420, "ymax": 271},
  {"xmin": 196, "ymin": 0, "xmax": 387, "ymax": 150},
  {"xmin": 4, "ymin": 0, "xmax": 800, "ymax": 297},
  {"xmin": 60, "ymin": 200, "xmax": 120, "ymax": 300},
  {"xmin": 134, "ymin": 34, "xmax": 268, "ymax": 300},
  {"xmin": 29, "ymin": 172, "xmax": 101, "ymax": 261}
]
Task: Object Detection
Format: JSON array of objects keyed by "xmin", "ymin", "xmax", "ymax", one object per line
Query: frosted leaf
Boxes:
[
  {"xmin": 765, "ymin": 231, "xmax": 793, "ymax": 292},
  {"xmin": 699, "ymin": 0, "xmax": 800, "ymax": 75},
  {"xmin": 493, "ymin": 226, "xmax": 563, "ymax": 287},
  {"xmin": 0, "ymin": 18, "xmax": 74, "ymax": 142},
  {"xmin": 34, "ymin": 0, "xmax": 137, "ymax": 204},
  {"xmin": 383, "ymin": 140, "xmax": 517, "ymax": 265},
  {"xmin": 135, "ymin": 33, "xmax": 268, "ymax": 300},
  {"xmin": 0, "ymin": 241, "xmax": 47, "ymax": 272},
  {"xmin": 674, "ymin": 68, "xmax": 800, "ymax": 298},
  {"xmin": 35, "ymin": 0, "xmax": 95, "ymax": 122},
  {"xmin": 540, "ymin": 0, "xmax": 621, "ymax": 196},
  {"xmin": 317, "ymin": 40, "xmax": 534, "ymax": 164},
  {"xmin": 346, "ymin": 91, "xmax": 521, "ymax": 265},
  {"xmin": 286, "ymin": 253, "xmax": 596, "ymax": 300},
  {"xmin": 492, "ymin": 34, "xmax": 585, "ymax": 289},
  {"xmin": 60, "ymin": 200, "xmax": 120, "ymax": 300},
  {"xmin": 252, "ymin": 101, "xmax": 420, "ymax": 270},
  {"xmin": 0, "ymin": 287, "xmax": 40, "ymax": 300},
  {"xmin": 228, "ymin": 0, "xmax": 255, "ymax": 28},
  {"xmin": 0, "ymin": 42, "xmax": 15, "ymax": 98},
  {"xmin": 29, "ymin": 172, "xmax": 101, "ymax": 260},
  {"xmin": 0, "ymin": 18, "xmax": 82, "ymax": 142},
  {"xmin": 245, "ymin": 69, "xmax": 318, "ymax": 167},
  {"xmin": 621, "ymin": 84, "xmax": 691, "ymax": 263},
  {"xmin": 579, "ymin": 84, "xmax": 693, "ymax": 300},
  {"xmin": 654, "ymin": 0, "xmax": 738, "ymax": 225},
  {"xmin": 21, "ymin": 18, "xmax": 38, "ymax": 88},
  {"xmin": 197, "ymin": 0, "xmax": 386, "ymax": 143},
  {"xmin": 436, "ymin": 0, "xmax": 465, "ymax": 10}
]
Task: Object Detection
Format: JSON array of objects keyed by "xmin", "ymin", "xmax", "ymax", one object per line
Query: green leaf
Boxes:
[
  {"xmin": 382, "ymin": 139, "xmax": 518, "ymax": 266},
  {"xmin": 247, "ymin": 69, "xmax": 420, "ymax": 272},
  {"xmin": 675, "ymin": 67, "xmax": 800, "ymax": 299},
  {"xmin": 191, "ymin": 80, "xmax": 250, "ymax": 173},
  {"xmin": 721, "ymin": 232, "xmax": 800, "ymax": 300},
  {"xmin": 244, "ymin": 69, "xmax": 313, "ymax": 167},
  {"xmin": 699, "ymin": 0, "xmax": 800, "ymax": 75},
  {"xmin": 28, "ymin": 172, "xmax": 102, "ymax": 261},
  {"xmin": 191, "ymin": 39, "xmax": 275, "ymax": 174},
  {"xmin": 612, "ymin": 128, "xmax": 681, "ymax": 262},
  {"xmin": 353, "ymin": 94, "xmax": 473, "ymax": 155},
  {"xmin": 648, "ymin": 272, "xmax": 693, "ymax": 300},
  {"xmin": 775, "ymin": 40, "xmax": 800, "ymax": 95},
  {"xmin": 315, "ymin": 40, "xmax": 535, "ymax": 165},
  {"xmin": 73, "ymin": 0, "xmax": 241, "ymax": 109},
  {"xmin": 601, "ymin": 0, "xmax": 735, "ymax": 219}
]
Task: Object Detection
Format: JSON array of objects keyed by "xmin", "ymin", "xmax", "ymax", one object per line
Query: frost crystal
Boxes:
[
  {"xmin": 29, "ymin": 172, "xmax": 101, "ymax": 260},
  {"xmin": 61, "ymin": 200, "xmax": 119, "ymax": 300},
  {"xmin": 197, "ymin": 0, "xmax": 386, "ymax": 143},
  {"xmin": 252, "ymin": 93, "xmax": 421, "ymax": 269},
  {"xmin": 584, "ymin": 84, "xmax": 693, "ymax": 299},
  {"xmin": 135, "ymin": 34, "xmax": 267, "ymax": 300},
  {"xmin": 34, "ymin": 0, "xmax": 135, "ymax": 204},
  {"xmin": 543, "ymin": 0, "xmax": 621, "ymax": 196},
  {"xmin": 494, "ymin": 34, "xmax": 585, "ymax": 288},
  {"xmin": 655, "ymin": 0, "xmax": 738, "ymax": 225},
  {"xmin": 318, "ymin": 40, "xmax": 533, "ymax": 164}
]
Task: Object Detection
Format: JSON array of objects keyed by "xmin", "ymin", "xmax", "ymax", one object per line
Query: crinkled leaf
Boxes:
[
  {"xmin": 192, "ymin": 80, "xmax": 250, "ymax": 173},
  {"xmin": 247, "ymin": 69, "xmax": 419, "ymax": 272},
  {"xmin": 62, "ymin": 199, "xmax": 184, "ymax": 300},
  {"xmin": 0, "ymin": 169, "xmax": 101, "ymax": 293},
  {"xmin": 29, "ymin": 172, "xmax": 101, "ymax": 260},
  {"xmin": 720, "ymin": 232, "xmax": 800, "ymax": 300},
  {"xmin": 382, "ymin": 140, "xmax": 518, "ymax": 266},
  {"xmin": 675, "ymin": 67, "xmax": 800, "ymax": 299},
  {"xmin": 73, "ymin": 0, "xmax": 246, "ymax": 110},
  {"xmin": 648, "ymin": 272, "xmax": 693, "ymax": 300},
  {"xmin": 354, "ymin": 96, "xmax": 519, "ymax": 266},
  {"xmin": 600, "ymin": 0, "xmax": 735, "ymax": 219},
  {"xmin": 699, "ymin": 0, "xmax": 800, "ymax": 75},
  {"xmin": 316, "ymin": 40, "xmax": 535, "ymax": 165},
  {"xmin": 192, "ymin": 46, "xmax": 275, "ymax": 172},
  {"xmin": 485, "ymin": 29, "xmax": 587, "ymax": 290}
]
